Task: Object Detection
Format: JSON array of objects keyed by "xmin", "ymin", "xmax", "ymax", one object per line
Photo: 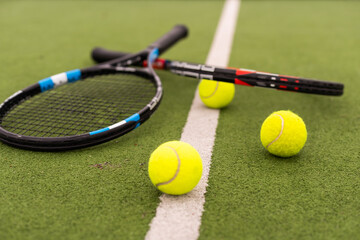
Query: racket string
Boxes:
[{"xmin": 1, "ymin": 74, "xmax": 156, "ymax": 137}]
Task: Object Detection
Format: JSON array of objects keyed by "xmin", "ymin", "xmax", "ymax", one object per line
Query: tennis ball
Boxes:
[
  {"xmin": 148, "ymin": 141, "xmax": 203, "ymax": 195},
  {"xmin": 260, "ymin": 110, "xmax": 307, "ymax": 157},
  {"xmin": 198, "ymin": 79, "xmax": 235, "ymax": 109}
]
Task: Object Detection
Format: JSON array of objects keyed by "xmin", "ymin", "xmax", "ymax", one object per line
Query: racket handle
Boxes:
[
  {"xmin": 149, "ymin": 25, "xmax": 188, "ymax": 54},
  {"xmin": 91, "ymin": 47, "xmax": 128, "ymax": 63}
]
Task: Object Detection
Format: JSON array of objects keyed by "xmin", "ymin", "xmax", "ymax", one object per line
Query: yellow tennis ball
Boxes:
[
  {"xmin": 148, "ymin": 141, "xmax": 203, "ymax": 195},
  {"xmin": 198, "ymin": 79, "xmax": 235, "ymax": 109},
  {"xmin": 260, "ymin": 110, "xmax": 307, "ymax": 157}
]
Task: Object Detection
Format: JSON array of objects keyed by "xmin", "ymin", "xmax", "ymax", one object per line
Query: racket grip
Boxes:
[
  {"xmin": 92, "ymin": 47, "xmax": 128, "ymax": 63},
  {"xmin": 149, "ymin": 25, "xmax": 188, "ymax": 54}
]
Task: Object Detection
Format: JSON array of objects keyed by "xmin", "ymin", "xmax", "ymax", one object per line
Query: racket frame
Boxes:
[
  {"xmin": 91, "ymin": 47, "xmax": 344, "ymax": 96},
  {"xmin": 0, "ymin": 25, "xmax": 188, "ymax": 150}
]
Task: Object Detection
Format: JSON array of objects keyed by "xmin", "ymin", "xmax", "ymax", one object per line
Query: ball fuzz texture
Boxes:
[
  {"xmin": 260, "ymin": 110, "xmax": 307, "ymax": 157},
  {"xmin": 199, "ymin": 79, "xmax": 235, "ymax": 109},
  {"xmin": 148, "ymin": 141, "xmax": 203, "ymax": 195}
]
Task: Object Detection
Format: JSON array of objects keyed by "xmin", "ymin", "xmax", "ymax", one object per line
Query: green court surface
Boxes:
[{"xmin": 0, "ymin": 1, "xmax": 359, "ymax": 240}]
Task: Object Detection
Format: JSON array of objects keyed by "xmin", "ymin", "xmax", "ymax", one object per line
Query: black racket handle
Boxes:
[
  {"xmin": 148, "ymin": 25, "xmax": 188, "ymax": 54},
  {"xmin": 92, "ymin": 47, "xmax": 129, "ymax": 63}
]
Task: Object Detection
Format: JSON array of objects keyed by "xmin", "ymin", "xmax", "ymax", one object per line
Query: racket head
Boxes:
[
  {"xmin": 0, "ymin": 25, "xmax": 188, "ymax": 151},
  {"xmin": 0, "ymin": 67, "xmax": 162, "ymax": 151}
]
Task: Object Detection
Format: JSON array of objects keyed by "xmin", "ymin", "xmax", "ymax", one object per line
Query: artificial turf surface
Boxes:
[
  {"xmin": 0, "ymin": 1, "xmax": 359, "ymax": 240},
  {"xmin": 200, "ymin": 1, "xmax": 360, "ymax": 239},
  {"xmin": 0, "ymin": 1, "xmax": 221, "ymax": 239}
]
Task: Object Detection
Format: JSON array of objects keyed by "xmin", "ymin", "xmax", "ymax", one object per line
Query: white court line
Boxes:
[{"xmin": 145, "ymin": 0, "xmax": 240, "ymax": 239}]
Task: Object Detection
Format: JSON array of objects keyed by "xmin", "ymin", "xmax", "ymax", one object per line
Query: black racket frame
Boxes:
[{"xmin": 0, "ymin": 25, "xmax": 188, "ymax": 151}]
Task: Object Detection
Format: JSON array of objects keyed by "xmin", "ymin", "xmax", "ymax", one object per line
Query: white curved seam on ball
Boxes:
[
  {"xmin": 266, "ymin": 114, "xmax": 284, "ymax": 149},
  {"xmin": 201, "ymin": 81, "xmax": 219, "ymax": 99},
  {"xmin": 155, "ymin": 146, "xmax": 181, "ymax": 187}
]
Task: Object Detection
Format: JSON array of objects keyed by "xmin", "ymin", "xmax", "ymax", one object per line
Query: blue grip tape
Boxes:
[
  {"xmin": 149, "ymin": 48, "xmax": 159, "ymax": 63},
  {"xmin": 89, "ymin": 127, "xmax": 110, "ymax": 135},
  {"xmin": 89, "ymin": 113, "xmax": 140, "ymax": 135},
  {"xmin": 126, "ymin": 113, "xmax": 141, "ymax": 129},
  {"xmin": 38, "ymin": 78, "xmax": 54, "ymax": 92},
  {"xmin": 66, "ymin": 69, "xmax": 81, "ymax": 82},
  {"xmin": 125, "ymin": 113, "xmax": 140, "ymax": 123}
]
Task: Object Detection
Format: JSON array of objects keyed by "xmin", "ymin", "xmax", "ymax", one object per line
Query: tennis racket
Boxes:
[
  {"xmin": 0, "ymin": 25, "xmax": 188, "ymax": 151},
  {"xmin": 91, "ymin": 47, "xmax": 344, "ymax": 96}
]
